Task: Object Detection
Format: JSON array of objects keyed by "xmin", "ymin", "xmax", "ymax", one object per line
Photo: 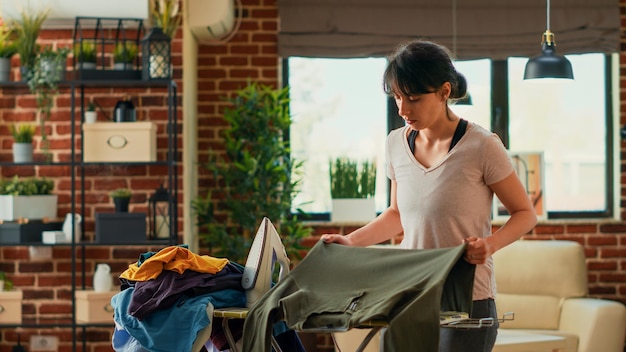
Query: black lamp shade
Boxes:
[{"xmin": 524, "ymin": 32, "xmax": 574, "ymax": 80}]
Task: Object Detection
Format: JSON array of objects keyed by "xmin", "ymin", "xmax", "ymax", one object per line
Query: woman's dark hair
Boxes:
[{"xmin": 383, "ymin": 40, "xmax": 468, "ymax": 101}]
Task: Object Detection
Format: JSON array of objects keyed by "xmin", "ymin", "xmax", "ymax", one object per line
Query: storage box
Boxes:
[
  {"xmin": 0, "ymin": 221, "xmax": 63, "ymax": 244},
  {"xmin": 0, "ymin": 290, "xmax": 23, "ymax": 324},
  {"xmin": 0, "ymin": 195, "xmax": 58, "ymax": 221},
  {"xmin": 83, "ymin": 122, "xmax": 156, "ymax": 162},
  {"xmin": 95, "ymin": 212, "xmax": 147, "ymax": 243},
  {"xmin": 76, "ymin": 290, "xmax": 116, "ymax": 323}
]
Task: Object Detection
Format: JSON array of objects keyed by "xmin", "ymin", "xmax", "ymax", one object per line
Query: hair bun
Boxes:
[{"xmin": 451, "ymin": 71, "xmax": 468, "ymax": 100}]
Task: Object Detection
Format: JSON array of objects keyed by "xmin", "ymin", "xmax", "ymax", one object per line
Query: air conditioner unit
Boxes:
[
  {"xmin": 1, "ymin": 0, "xmax": 149, "ymax": 28},
  {"xmin": 187, "ymin": 0, "xmax": 235, "ymax": 43}
]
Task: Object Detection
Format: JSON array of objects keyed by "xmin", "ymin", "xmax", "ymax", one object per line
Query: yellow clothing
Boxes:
[{"xmin": 120, "ymin": 246, "xmax": 229, "ymax": 281}]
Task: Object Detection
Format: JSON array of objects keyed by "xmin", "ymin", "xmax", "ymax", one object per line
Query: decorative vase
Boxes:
[
  {"xmin": 62, "ymin": 213, "xmax": 82, "ymax": 243},
  {"xmin": 0, "ymin": 57, "xmax": 11, "ymax": 82},
  {"xmin": 12, "ymin": 142, "xmax": 33, "ymax": 163},
  {"xmin": 113, "ymin": 197, "xmax": 130, "ymax": 213},
  {"xmin": 93, "ymin": 263, "xmax": 112, "ymax": 292}
]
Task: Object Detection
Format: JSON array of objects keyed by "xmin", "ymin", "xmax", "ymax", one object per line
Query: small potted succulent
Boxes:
[
  {"xmin": 85, "ymin": 101, "xmax": 97, "ymax": 124},
  {"xmin": 110, "ymin": 188, "xmax": 132, "ymax": 213},
  {"xmin": 9, "ymin": 123, "xmax": 35, "ymax": 163}
]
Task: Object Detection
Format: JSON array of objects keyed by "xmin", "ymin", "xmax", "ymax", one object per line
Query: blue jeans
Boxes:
[{"xmin": 439, "ymin": 299, "xmax": 499, "ymax": 352}]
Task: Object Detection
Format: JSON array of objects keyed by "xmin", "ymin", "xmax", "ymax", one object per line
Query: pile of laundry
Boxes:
[{"xmin": 111, "ymin": 245, "xmax": 247, "ymax": 352}]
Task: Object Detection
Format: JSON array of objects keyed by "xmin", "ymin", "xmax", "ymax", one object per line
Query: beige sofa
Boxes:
[
  {"xmin": 334, "ymin": 240, "xmax": 626, "ymax": 352},
  {"xmin": 493, "ymin": 239, "xmax": 626, "ymax": 352}
]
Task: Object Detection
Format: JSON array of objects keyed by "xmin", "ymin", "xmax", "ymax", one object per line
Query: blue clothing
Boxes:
[{"xmin": 112, "ymin": 287, "xmax": 246, "ymax": 352}]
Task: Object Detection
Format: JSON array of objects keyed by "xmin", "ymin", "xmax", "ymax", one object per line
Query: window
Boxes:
[
  {"xmin": 288, "ymin": 57, "xmax": 388, "ymax": 216},
  {"xmin": 287, "ymin": 53, "xmax": 615, "ymax": 219},
  {"xmin": 507, "ymin": 54, "xmax": 612, "ymax": 216}
]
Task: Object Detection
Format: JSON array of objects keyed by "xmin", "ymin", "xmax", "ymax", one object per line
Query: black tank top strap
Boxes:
[{"xmin": 406, "ymin": 119, "xmax": 468, "ymax": 154}]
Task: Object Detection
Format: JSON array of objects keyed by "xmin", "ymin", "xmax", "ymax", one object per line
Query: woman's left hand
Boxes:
[{"xmin": 464, "ymin": 237, "xmax": 492, "ymax": 264}]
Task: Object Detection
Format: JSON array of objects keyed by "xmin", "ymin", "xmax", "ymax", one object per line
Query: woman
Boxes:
[{"xmin": 321, "ymin": 40, "xmax": 537, "ymax": 351}]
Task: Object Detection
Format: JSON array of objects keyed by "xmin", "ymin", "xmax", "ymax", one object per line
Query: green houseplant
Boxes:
[
  {"xmin": 11, "ymin": 8, "xmax": 48, "ymax": 80},
  {"xmin": 192, "ymin": 82, "xmax": 311, "ymax": 263},
  {"xmin": 329, "ymin": 157, "xmax": 377, "ymax": 223},
  {"xmin": 0, "ymin": 23, "xmax": 17, "ymax": 82},
  {"xmin": 9, "ymin": 123, "xmax": 35, "ymax": 163},
  {"xmin": 27, "ymin": 46, "xmax": 68, "ymax": 161},
  {"xmin": 110, "ymin": 188, "xmax": 132, "ymax": 213},
  {"xmin": 151, "ymin": 0, "xmax": 181, "ymax": 38},
  {"xmin": 73, "ymin": 40, "xmax": 97, "ymax": 69},
  {"xmin": 0, "ymin": 176, "xmax": 57, "ymax": 221},
  {"xmin": 0, "ymin": 271, "xmax": 14, "ymax": 291},
  {"xmin": 113, "ymin": 42, "xmax": 137, "ymax": 69}
]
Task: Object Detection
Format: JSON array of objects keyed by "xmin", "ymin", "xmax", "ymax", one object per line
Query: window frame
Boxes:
[{"xmin": 284, "ymin": 54, "xmax": 615, "ymax": 220}]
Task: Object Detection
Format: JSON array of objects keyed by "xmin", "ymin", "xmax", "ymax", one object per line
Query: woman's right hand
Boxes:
[{"xmin": 321, "ymin": 234, "xmax": 352, "ymax": 246}]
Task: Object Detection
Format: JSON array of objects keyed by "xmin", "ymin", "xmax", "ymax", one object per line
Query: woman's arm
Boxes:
[
  {"xmin": 465, "ymin": 171, "xmax": 537, "ymax": 263},
  {"xmin": 322, "ymin": 180, "xmax": 404, "ymax": 247}
]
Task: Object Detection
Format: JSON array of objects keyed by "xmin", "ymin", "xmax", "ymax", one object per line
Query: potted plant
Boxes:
[
  {"xmin": 110, "ymin": 188, "xmax": 132, "ymax": 213},
  {"xmin": 38, "ymin": 45, "xmax": 69, "ymax": 82},
  {"xmin": 0, "ymin": 176, "xmax": 57, "ymax": 221},
  {"xmin": 0, "ymin": 23, "xmax": 17, "ymax": 82},
  {"xmin": 191, "ymin": 82, "xmax": 311, "ymax": 264},
  {"xmin": 329, "ymin": 157, "xmax": 377, "ymax": 223},
  {"xmin": 0, "ymin": 271, "xmax": 14, "ymax": 291},
  {"xmin": 11, "ymin": 9, "xmax": 48, "ymax": 81},
  {"xmin": 113, "ymin": 42, "xmax": 137, "ymax": 70},
  {"xmin": 27, "ymin": 46, "xmax": 66, "ymax": 162},
  {"xmin": 151, "ymin": 0, "xmax": 181, "ymax": 38},
  {"xmin": 73, "ymin": 40, "xmax": 97, "ymax": 70},
  {"xmin": 85, "ymin": 101, "xmax": 97, "ymax": 123},
  {"xmin": 9, "ymin": 123, "xmax": 35, "ymax": 163}
]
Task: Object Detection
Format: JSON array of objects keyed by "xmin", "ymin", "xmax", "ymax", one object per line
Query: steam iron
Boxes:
[{"xmin": 241, "ymin": 217, "xmax": 290, "ymax": 308}]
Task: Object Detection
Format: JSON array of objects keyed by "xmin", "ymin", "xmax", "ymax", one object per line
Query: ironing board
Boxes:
[{"xmin": 213, "ymin": 307, "xmax": 500, "ymax": 352}]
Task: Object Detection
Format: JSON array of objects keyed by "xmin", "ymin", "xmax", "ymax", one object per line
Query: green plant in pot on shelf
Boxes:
[
  {"xmin": 0, "ymin": 176, "xmax": 54, "ymax": 196},
  {"xmin": 73, "ymin": 40, "xmax": 97, "ymax": 69},
  {"xmin": 191, "ymin": 82, "xmax": 311, "ymax": 264},
  {"xmin": 110, "ymin": 188, "xmax": 132, "ymax": 213},
  {"xmin": 0, "ymin": 271, "xmax": 14, "ymax": 291},
  {"xmin": 0, "ymin": 23, "xmax": 17, "ymax": 82},
  {"xmin": 9, "ymin": 123, "xmax": 35, "ymax": 163},
  {"xmin": 0, "ymin": 176, "xmax": 57, "ymax": 222},
  {"xmin": 27, "ymin": 47, "xmax": 66, "ymax": 162},
  {"xmin": 11, "ymin": 8, "xmax": 48, "ymax": 81},
  {"xmin": 113, "ymin": 42, "xmax": 137, "ymax": 70}
]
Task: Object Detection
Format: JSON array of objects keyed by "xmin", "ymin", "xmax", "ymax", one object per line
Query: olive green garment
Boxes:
[{"xmin": 243, "ymin": 241, "xmax": 475, "ymax": 352}]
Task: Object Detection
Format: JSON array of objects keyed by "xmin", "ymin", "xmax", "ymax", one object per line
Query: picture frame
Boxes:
[{"xmin": 493, "ymin": 152, "xmax": 546, "ymax": 220}]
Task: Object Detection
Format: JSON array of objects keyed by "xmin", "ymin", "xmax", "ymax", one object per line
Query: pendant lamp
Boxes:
[{"xmin": 524, "ymin": 0, "xmax": 573, "ymax": 80}]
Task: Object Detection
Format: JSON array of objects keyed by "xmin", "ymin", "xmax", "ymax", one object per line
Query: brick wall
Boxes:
[{"xmin": 0, "ymin": 0, "xmax": 625, "ymax": 351}]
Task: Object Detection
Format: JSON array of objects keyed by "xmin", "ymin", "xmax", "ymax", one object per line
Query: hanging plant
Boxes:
[{"xmin": 26, "ymin": 46, "xmax": 68, "ymax": 161}]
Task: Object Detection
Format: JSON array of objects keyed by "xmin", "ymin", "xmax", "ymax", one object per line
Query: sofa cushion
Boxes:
[
  {"xmin": 496, "ymin": 293, "xmax": 561, "ymax": 329},
  {"xmin": 493, "ymin": 240, "xmax": 588, "ymax": 298}
]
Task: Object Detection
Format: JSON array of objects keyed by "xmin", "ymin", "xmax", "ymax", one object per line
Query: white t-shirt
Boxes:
[{"xmin": 386, "ymin": 122, "xmax": 514, "ymax": 300}]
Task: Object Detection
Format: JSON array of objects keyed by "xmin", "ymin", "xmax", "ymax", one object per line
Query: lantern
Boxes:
[
  {"xmin": 141, "ymin": 27, "xmax": 171, "ymax": 80},
  {"xmin": 149, "ymin": 184, "xmax": 170, "ymax": 239}
]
